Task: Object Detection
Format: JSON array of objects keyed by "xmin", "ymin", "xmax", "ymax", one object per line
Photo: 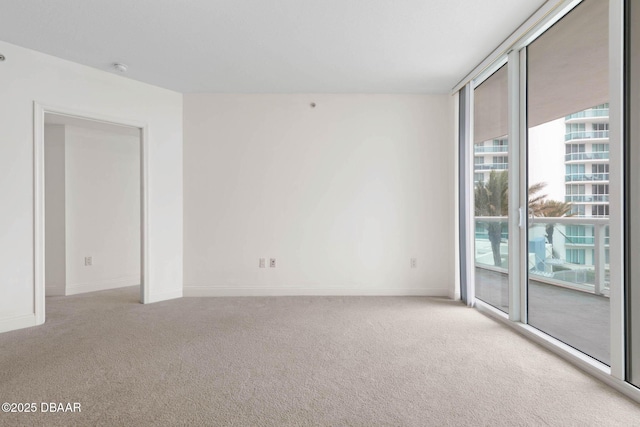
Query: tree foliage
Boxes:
[
  {"xmin": 537, "ymin": 199, "xmax": 574, "ymax": 249},
  {"xmin": 474, "ymin": 170, "xmax": 508, "ymax": 218},
  {"xmin": 474, "ymin": 171, "xmax": 508, "ymax": 267},
  {"xmin": 527, "ymin": 182, "xmax": 548, "ymax": 216},
  {"xmin": 474, "ymin": 171, "xmax": 572, "ymax": 266},
  {"xmin": 537, "ymin": 199, "xmax": 573, "ymax": 218}
]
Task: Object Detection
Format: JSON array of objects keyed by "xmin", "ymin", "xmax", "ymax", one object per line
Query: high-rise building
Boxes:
[
  {"xmin": 473, "ymin": 104, "xmax": 610, "ymax": 267},
  {"xmin": 473, "ymin": 137, "xmax": 508, "ymax": 184},
  {"xmin": 563, "ymin": 103, "xmax": 610, "ymax": 265}
]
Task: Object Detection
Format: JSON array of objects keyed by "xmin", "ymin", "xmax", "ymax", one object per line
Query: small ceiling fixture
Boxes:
[
  {"xmin": 0, "ymin": 54, "xmax": 5, "ymax": 61},
  {"xmin": 112, "ymin": 62, "xmax": 128, "ymax": 73}
]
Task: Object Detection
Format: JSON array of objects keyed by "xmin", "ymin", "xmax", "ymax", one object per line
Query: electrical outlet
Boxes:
[
  {"xmin": 259, "ymin": 258, "xmax": 266, "ymax": 268},
  {"xmin": 410, "ymin": 258, "xmax": 417, "ymax": 268},
  {"xmin": 270, "ymin": 258, "xmax": 276, "ymax": 268},
  {"xmin": 85, "ymin": 256, "xmax": 93, "ymax": 266}
]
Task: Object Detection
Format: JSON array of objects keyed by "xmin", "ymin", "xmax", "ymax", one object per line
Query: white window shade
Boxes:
[
  {"xmin": 527, "ymin": 0, "xmax": 609, "ymax": 128},
  {"xmin": 473, "ymin": 64, "xmax": 508, "ymax": 144}
]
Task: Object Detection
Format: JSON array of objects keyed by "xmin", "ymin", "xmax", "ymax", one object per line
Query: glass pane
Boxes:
[
  {"xmin": 473, "ymin": 64, "xmax": 509, "ymax": 313},
  {"xmin": 627, "ymin": 0, "xmax": 640, "ymax": 386},
  {"xmin": 527, "ymin": 0, "xmax": 610, "ymax": 364}
]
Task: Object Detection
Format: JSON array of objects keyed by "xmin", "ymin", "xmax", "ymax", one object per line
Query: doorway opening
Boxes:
[{"xmin": 34, "ymin": 104, "xmax": 149, "ymax": 325}]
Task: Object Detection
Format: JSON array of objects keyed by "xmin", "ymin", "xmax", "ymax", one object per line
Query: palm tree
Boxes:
[
  {"xmin": 527, "ymin": 187, "xmax": 573, "ymax": 262},
  {"xmin": 475, "ymin": 171, "xmax": 508, "ymax": 267},
  {"xmin": 537, "ymin": 199, "xmax": 573, "ymax": 258},
  {"xmin": 475, "ymin": 173, "xmax": 570, "ymax": 267},
  {"xmin": 527, "ymin": 182, "xmax": 548, "ymax": 215}
]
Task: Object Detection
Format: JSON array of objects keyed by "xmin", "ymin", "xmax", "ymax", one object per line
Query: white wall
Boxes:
[
  {"xmin": 44, "ymin": 124, "xmax": 66, "ymax": 296},
  {"xmin": 45, "ymin": 124, "xmax": 140, "ymax": 296},
  {"xmin": 0, "ymin": 40, "xmax": 183, "ymax": 333},
  {"xmin": 183, "ymin": 94, "xmax": 455, "ymax": 296},
  {"xmin": 64, "ymin": 125, "xmax": 140, "ymax": 295}
]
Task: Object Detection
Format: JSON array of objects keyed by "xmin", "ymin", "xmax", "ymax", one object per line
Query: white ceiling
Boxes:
[{"xmin": 0, "ymin": 0, "xmax": 546, "ymax": 93}]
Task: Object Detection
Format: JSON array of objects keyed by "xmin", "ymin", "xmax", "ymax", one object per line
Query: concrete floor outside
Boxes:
[{"xmin": 475, "ymin": 267, "xmax": 610, "ymax": 365}]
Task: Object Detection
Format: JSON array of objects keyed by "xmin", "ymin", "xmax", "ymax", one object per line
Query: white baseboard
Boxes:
[
  {"xmin": 0, "ymin": 313, "xmax": 37, "ymax": 334},
  {"xmin": 46, "ymin": 282, "xmax": 65, "ymax": 296},
  {"xmin": 183, "ymin": 286, "xmax": 451, "ymax": 297},
  {"xmin": 146, "ymin": 288, "xmax": 183, "ymax": 303},
  {"xmin": 66, "ymin": 275, "xmax": 140, "ymax": 296}
]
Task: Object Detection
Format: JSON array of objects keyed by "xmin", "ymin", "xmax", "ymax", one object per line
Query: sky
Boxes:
[{"xmin": 528, "ymin": 117, "xmax": 566, "ymax": 203}]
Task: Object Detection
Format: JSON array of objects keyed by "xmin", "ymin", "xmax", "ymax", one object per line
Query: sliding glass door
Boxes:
[
  {"xmin": 473, "ymin": 64, "xmax": 510, "ymax": 313},
  {"xmin": 526, "ymin": 0, "xmax": 611, "ymax": 364}
]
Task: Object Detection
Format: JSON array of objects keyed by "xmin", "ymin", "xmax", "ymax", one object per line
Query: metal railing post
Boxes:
[{"xmin": 594, "ymin": 223, "xmax": 606, "ymax": 295}]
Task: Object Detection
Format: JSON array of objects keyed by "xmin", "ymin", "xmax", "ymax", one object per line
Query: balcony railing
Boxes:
[
  {"xmin": 564, "ymin": 235, "xmax": 595, "ymax": 245},
  {"xmin": 475, "ymin": 230, "xmax": 509, "ymax": 240},
  {"xmin": 474, "ymin": 216, "xmax": 609, "ymax": 296},
  {"xmin": 565, "ymin": 130, "xmax": 610, "ymax": 141},
  {"xmin": 565, "ymin": 109, "xmax": 609, "ymax": 120},
  {"xmin": 565, "ymin": 194, "xmax": 609, "ymax": 203},
  {"xmin": 565, "ymin": 173, "xmax": 609, "ymax": 182},
  {"xmin": 564, "ymin": 152, "xmax": 609, "ymax": 162},
  {"xmin": 474, "ymin": 163, "xmax": 508, "ymax": 171},
  {"xmin": 474, "ymin": 146, "xmax": 509, "ymax": 153}
]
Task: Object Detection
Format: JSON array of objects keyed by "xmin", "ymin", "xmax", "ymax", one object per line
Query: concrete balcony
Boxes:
[
  {"xmin": 474, "ymin": 163, "xmax": 508, "ymax": 171},
  {"xmin": 565, "ymin": 194, "xmax": 609, "ymax": 203},
  {"xmin": 474, "ymin": 215, "xmax": 610, "ymax": 364},
  {"xmin": 564, "ymin": 130, "xmax": 609, "ymax": 141},
  {"xmin": 565, "ymin": 173, "xmax": 609, "ymax": 182},
  {"xmin": 564, "ymin": 152, "xmax": 609, "ymax": 162},
  {"xmin": 474, "ymin": 146, "xmax": 509, "ymax": 153},
  {"xmin": 475, "ymin": 267, "xmax": 609, "ymax": 365},
  {"xmin": 565, "ymin": 109, "xmax": 609, "ymax": 122}
]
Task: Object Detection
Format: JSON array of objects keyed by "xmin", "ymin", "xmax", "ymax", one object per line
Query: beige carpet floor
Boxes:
[{"xmin": 1, "ymin": 286, "xmax": 639, "ymax": 426}]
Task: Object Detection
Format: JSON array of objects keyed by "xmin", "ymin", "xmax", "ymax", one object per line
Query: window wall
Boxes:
[{"xmin": 458, "ymin": 0, "xmax": 640, "ymax": 402}]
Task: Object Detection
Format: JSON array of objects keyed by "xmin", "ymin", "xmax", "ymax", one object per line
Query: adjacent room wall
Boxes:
[
  {"xmin": 64, "ymin": 125, "xmax": 141, "ymax": 295},
  {"xmin": 0, "ymin": 40, "xmax": 183, "ymax": 333},
  {"xmin": 45, "ymin": 124, "xmax": 141, "ymax": 296},
  {"xmin": 183, "ymin": 94, "xmax": 455, "ymax": 296},
  {"xmin": 44, "ymin": 124, "xmax": 66, "ymax": 296}
]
